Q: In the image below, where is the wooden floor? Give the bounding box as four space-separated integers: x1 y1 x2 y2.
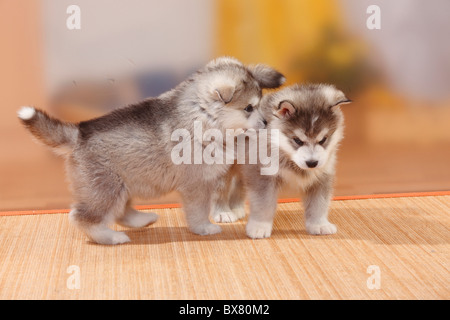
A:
1 195 448 300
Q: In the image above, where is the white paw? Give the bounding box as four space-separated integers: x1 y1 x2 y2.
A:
191 223 222 236
306 222 337 235
110 231 132 245
91 230 131 245
212 211 239 223
246 221 273 239
83 224 131 245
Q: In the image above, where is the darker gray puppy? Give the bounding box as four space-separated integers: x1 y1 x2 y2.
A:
18 57 284 245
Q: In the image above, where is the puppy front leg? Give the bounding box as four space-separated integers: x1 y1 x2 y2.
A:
245 179 278 239
181 185 222 236
302 175 337 235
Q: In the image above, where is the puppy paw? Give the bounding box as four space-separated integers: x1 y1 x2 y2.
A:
141 212 159 226
246 221 273 239
306 222 337 235
90 230 131 245
118 210 159 228
212 211 239 223
110 231 132 245
191 223 222 236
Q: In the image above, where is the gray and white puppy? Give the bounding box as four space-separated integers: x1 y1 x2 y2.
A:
18 57 285 245
241 84 351 239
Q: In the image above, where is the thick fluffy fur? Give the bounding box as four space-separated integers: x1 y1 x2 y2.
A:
19 57 284 245
240 84 350 239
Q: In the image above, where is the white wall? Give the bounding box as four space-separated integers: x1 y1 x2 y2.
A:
42 0 215 93
340 0 450 101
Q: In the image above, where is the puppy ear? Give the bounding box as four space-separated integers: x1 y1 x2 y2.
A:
214 85 235 104
249 64 285 89
332 99 352 107
275 100 295 119
330 89 352 108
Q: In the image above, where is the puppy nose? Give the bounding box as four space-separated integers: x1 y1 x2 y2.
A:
263 119 268 126
306 160 318 168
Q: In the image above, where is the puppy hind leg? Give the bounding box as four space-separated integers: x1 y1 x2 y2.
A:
69 207 131 245
181 186 222 235
117 203 159 228
68 187 131 245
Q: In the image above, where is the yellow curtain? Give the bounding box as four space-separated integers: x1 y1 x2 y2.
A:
215 0 344 83
214 0 372 92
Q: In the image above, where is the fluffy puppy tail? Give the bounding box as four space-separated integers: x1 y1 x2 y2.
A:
18 106 78 155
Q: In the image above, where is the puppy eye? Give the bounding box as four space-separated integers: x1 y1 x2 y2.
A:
319 136 327 145
244 104 254 112
293 137 304 146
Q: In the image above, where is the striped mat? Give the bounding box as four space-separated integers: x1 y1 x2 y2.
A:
0 193 449 299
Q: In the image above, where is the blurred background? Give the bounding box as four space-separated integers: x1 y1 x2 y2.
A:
1 0 449 211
